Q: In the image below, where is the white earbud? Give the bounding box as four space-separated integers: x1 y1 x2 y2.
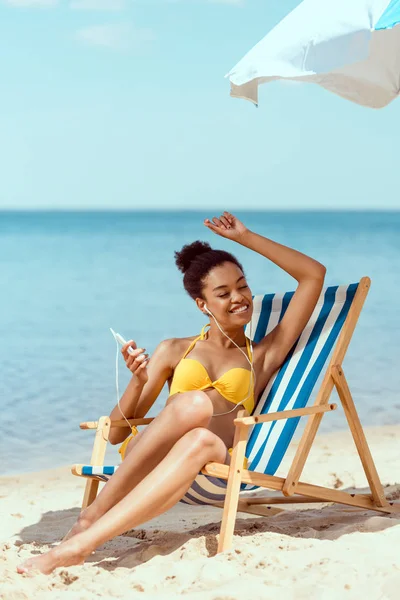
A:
204 304 212 315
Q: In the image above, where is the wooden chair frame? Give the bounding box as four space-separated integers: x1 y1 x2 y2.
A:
72 276 399 553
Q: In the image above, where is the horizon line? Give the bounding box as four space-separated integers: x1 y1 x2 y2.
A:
0 208 399 213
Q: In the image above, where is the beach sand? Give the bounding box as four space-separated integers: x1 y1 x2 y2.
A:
1 425 399 600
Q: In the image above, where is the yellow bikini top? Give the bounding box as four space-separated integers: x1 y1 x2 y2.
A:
169 323 255 414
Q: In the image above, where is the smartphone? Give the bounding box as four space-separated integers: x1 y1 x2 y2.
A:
110 328 136 356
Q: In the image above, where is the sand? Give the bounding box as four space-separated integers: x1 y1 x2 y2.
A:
1 425 399 600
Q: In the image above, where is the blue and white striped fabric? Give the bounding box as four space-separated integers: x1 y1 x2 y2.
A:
181 283 357 505
227 0 400 109
80 283 358 508
81 465 117 482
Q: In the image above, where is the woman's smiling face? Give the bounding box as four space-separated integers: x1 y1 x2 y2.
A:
198 261 253 325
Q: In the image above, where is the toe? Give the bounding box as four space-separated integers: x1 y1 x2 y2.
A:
16 561 36 574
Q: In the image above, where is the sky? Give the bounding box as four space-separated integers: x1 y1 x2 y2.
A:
0 0 399 211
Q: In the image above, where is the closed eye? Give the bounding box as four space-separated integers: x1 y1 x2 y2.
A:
219 284 248 298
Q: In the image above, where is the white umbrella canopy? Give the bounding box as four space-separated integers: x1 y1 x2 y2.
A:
227 0 400 109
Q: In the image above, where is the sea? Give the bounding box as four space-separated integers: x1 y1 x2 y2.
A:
1 210 399 476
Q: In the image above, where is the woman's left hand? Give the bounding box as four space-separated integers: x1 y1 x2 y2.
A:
204 211 248 241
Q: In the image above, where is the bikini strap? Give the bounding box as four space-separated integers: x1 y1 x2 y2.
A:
182 323 210 358
245 336 253 361
200 323 211 339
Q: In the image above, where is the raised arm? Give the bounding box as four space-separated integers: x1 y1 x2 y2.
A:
238 228 325 366
204 211 326 370
108 339 174 445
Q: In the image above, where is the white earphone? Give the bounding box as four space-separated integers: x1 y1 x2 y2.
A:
202 304 256 416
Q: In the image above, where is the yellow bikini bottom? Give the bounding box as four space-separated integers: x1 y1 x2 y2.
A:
118 426 139 461
118 428 248 469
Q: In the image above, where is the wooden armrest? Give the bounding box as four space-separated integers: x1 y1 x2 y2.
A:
234 404 337 427
79 417 155 430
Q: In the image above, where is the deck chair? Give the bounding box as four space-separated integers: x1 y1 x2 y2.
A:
71 277 399 553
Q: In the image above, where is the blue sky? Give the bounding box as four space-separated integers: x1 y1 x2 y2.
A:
0 0 399 211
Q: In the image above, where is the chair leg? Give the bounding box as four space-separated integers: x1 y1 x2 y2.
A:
81 416 111 510
82 479 100 510
217 412 248 553
331 366 388 507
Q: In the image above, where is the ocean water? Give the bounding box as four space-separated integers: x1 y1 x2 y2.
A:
1 210 399 476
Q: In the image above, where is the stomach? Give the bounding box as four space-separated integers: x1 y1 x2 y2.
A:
167 387 247 448
207 388 251 447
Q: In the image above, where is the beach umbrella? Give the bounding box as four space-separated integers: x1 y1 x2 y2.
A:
227 0 400 109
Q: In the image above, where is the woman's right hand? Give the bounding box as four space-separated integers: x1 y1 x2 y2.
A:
121 340 149 384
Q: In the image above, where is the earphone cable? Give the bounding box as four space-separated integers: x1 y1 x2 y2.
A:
114 340 134 430
205 308 256 417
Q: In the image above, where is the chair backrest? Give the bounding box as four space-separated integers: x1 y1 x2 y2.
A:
243 282 359 481
180 282 362 505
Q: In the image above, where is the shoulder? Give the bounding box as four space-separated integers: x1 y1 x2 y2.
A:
154 336 197 367
156 336 196 352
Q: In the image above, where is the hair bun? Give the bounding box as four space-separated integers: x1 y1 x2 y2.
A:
174 241 212 274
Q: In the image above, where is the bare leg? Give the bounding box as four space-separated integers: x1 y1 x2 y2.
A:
17 427 227 575
63 391 217 540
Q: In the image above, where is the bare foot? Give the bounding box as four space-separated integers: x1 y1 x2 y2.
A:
16 538 93 575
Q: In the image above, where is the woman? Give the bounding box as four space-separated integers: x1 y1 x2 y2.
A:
17 211 326 575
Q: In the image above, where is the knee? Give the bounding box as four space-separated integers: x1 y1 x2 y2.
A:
168 391 213 427
183 427 220 459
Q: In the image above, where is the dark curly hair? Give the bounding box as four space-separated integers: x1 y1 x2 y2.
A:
174 240 245 300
